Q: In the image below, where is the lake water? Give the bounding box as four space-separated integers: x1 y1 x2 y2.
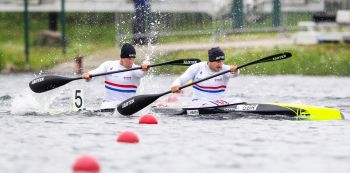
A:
1 73 350 173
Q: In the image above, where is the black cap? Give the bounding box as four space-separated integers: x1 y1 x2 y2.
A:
208 47 225 62
120 43 136 58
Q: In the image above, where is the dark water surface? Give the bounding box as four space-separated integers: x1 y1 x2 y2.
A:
1 74 349 173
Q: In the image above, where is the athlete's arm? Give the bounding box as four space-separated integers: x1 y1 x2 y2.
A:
171 63 200 93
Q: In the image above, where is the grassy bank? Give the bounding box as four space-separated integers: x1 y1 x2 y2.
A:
0 13 116 71
2 12 349 76
155 44 350 76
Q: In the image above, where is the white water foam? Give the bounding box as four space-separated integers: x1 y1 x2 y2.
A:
10 88 70 115
10 89 43 114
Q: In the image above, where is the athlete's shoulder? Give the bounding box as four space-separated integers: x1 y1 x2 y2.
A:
101 60 117 66
198 61 207 66
190 61 206 69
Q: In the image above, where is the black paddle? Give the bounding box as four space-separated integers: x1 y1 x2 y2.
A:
117 52 292 116
29 58 201 93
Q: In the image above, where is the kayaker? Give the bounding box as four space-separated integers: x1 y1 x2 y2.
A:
82 43 149 112
171 47 240 107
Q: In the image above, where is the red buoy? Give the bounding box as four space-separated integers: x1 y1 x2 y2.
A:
72 155 100 173
117 131 139 143
139 114 158 124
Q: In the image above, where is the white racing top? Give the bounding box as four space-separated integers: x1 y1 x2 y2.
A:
172 62 239 107
89 60 146 109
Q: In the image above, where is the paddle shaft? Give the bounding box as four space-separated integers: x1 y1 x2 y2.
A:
89 62 167 78
61 59 200 80
29 58 200 93
47 68 147 82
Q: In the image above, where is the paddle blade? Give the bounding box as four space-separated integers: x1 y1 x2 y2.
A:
29 75 74 93
259 52 292 63
168 58 201 66
237 52 292 69
117 94 162 116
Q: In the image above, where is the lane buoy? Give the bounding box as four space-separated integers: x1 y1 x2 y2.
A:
139 114 158 124
117 131 139 143
72 155 100 173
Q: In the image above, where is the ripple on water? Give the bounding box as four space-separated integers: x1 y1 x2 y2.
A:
1 74 350 173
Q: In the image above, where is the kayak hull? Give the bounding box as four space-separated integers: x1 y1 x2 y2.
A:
151 103 344 120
